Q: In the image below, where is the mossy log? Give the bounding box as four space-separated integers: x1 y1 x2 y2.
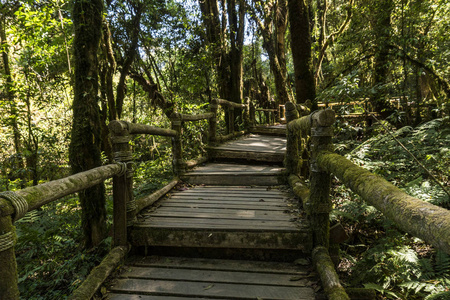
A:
215 98 247 109
318 152 450 255
4 164 121 218
288 174 310 213
313 246 350 300
136 179 179 212
287 109 335 136
109 120 177 137
180 112 215 122
68 246 128 300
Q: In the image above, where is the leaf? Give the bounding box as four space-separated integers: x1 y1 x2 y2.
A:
203 284 214 290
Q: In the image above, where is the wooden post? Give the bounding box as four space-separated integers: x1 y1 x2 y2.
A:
109 121 135 246
243 97 251 130
309 109 335 249
285 102 300 176
209 99 218 145
0 209 19 300
171 112 184 175
249 100 256 126
228 107 235 134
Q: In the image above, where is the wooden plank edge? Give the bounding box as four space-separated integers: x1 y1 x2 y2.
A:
68 246 128 300
136 178 179 212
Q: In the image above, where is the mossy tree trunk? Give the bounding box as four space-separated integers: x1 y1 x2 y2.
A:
70 0 107 249
287 0 317 109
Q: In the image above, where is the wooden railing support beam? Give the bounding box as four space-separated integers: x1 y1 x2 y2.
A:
309 109 335 249
170 112 184 175
109 121 135 246
209 99 218 145
0 212 19 300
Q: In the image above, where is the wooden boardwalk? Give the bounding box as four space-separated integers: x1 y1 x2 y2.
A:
106 133 316 299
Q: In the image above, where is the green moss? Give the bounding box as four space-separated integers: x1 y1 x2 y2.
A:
317 151 450 255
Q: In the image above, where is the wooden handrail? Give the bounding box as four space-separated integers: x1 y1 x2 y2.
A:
109 120 177 137
0 163 124 299
317 152 450 255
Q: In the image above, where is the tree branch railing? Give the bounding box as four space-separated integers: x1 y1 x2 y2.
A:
285 102 450 300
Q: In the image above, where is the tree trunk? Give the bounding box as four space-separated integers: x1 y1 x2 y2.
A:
70 0 107 249
288 0 316 108
0 15 25 185
369 0 394 116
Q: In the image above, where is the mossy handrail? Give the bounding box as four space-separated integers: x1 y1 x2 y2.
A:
0 164 125 299
0 97 278 299
285 103 450 300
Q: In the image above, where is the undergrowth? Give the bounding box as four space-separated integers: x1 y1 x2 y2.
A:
13 153 173 299
332 116 450 299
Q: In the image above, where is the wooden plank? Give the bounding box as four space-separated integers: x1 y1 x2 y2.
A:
170 191 287 198
130 227 311 249
169 194 288 200
130 256 309 275
181 174 282 186
159 199 286 206
160 202 287 210
152 207 289 215
108 295 217 300
184 163 284 173
208 149 285 162
120 266 310 287
136 217 298 230
144 209 290 220
110 278 314 299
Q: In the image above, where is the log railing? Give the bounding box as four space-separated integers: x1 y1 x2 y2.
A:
285 102 450 300
0 97 283 299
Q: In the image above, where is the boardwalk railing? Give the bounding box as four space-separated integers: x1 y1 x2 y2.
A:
285 101 450 300
0 97 282 299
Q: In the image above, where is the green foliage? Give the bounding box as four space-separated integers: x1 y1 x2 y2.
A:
15 197 111 299
335 117 450 299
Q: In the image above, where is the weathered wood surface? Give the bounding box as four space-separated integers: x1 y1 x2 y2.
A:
208 134 286 163
181 163 285 185
131 186 312 251
107 256 316 300
250 124 286 136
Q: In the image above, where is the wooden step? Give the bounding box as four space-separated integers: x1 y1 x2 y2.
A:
250 124 287 136
107 256 316 300
208 134 286 163
130 186 312 253
181 163 286 185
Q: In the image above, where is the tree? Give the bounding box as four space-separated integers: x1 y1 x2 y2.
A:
249 0 294 105
69 0 106 249
288 0 316 107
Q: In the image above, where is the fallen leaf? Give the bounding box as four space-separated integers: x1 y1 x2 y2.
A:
203 284 214 290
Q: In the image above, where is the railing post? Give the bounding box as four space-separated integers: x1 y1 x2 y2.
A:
170 112 184 175
309 109 335 249
249 100 256 126
228 106 235 134
285 102 300 176
109 121 135 247
243 97 251 130
0 202 19 299
209 99 218 145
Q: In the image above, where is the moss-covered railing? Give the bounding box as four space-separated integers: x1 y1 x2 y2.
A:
0 96 281 299
285 102 450 300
